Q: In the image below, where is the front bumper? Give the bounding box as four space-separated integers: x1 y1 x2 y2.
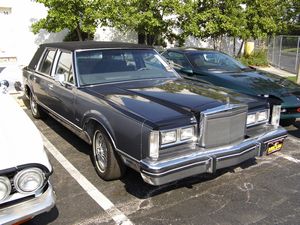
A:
140 125 287 186
0 183 55 225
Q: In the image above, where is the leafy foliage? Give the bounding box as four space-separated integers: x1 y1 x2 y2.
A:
32 0 299 44
32 0 107 41
106 0 182 45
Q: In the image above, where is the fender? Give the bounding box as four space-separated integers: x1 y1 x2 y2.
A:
81 109 117 148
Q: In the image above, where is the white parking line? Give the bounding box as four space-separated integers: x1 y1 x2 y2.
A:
276 152 300 164
41 134 133 225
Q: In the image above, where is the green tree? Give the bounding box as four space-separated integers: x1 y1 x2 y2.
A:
31 0 106 41
107 0 182 45
285 0 300 35
241 0 290 40
179 0 293 49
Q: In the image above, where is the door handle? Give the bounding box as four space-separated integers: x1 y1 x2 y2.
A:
48 84 54 89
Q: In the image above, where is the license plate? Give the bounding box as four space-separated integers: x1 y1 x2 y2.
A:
266 139 284 155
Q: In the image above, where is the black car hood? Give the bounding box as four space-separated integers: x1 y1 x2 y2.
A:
83 78 265 126
197 69 300 97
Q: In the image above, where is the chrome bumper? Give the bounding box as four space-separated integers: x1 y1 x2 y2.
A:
0 183 55 225
140 125 287 186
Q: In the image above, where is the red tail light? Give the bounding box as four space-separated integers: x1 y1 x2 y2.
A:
297 108 300 113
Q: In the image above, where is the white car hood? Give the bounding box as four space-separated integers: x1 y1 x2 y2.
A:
0 94 52 172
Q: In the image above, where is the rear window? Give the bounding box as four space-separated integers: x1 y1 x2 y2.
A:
38 50 56 75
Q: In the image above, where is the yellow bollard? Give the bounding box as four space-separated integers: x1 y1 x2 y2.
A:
244 41 255 56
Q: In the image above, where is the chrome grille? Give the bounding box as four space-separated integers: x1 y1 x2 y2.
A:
199 104 247 148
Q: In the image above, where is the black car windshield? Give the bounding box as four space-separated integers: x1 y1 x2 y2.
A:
187 52 249 73
75 49 178 85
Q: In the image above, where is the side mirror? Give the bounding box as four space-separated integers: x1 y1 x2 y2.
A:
54 73 65 85
180 67 194 76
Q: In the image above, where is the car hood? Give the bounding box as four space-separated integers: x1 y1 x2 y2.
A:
197 69 300 97
84 78 265 125
0 94 52 171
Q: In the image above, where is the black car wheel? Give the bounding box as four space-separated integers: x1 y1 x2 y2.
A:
280 118 296 127
30 93 45 119
92 126 125 180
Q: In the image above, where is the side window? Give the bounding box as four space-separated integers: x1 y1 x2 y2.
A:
166 52 190 68
38 50 56 75
55 52 74 84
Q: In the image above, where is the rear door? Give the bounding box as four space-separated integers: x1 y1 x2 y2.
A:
31 48 57 109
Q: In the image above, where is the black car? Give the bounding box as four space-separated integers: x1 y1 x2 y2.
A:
162 48 300 126
23 41 287 185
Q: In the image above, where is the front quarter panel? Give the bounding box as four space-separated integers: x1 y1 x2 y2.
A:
76 90 145 161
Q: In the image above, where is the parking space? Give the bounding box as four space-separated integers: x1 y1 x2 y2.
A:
15 96 300 225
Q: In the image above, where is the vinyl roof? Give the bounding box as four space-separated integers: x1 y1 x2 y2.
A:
40 41 153 51
166 47 216 52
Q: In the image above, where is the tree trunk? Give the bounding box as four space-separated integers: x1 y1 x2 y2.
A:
237 40 245 57
233 37 236 56
138 32 146 44
76 27 83 41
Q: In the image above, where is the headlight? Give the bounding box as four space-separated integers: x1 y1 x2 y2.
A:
0 176 11 202
161 130 177 145
14 168 45 194
180 127 194 140
257 110 269 122
247 109 269 126
247 114 256 125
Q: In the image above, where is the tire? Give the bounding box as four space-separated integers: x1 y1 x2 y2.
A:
92 126 126 180
280 118 296 127
30 93 45 119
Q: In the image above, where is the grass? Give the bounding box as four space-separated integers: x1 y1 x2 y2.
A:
237 50 269 67
287 76 297 83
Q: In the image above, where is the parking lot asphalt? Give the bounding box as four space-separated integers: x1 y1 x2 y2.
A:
15 96 300 225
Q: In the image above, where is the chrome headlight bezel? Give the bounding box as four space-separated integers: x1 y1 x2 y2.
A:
247 109 270 127
161 130 177 145
13 168 45 194
0 176 11 202
149 125 197 160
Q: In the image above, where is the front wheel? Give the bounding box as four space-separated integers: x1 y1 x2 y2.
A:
30 93 45 119
92 126 126 180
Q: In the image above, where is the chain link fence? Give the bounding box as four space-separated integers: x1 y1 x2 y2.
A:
268 35 300 74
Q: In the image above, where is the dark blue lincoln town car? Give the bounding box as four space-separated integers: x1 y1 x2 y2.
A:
23 42 287 185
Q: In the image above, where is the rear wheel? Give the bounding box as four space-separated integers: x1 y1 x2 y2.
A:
280 118 296 127
92 126 126 180
30 93 45 119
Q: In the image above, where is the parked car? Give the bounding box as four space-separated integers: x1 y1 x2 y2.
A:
161 48 300 126
23 41 287 186
0 80 55 224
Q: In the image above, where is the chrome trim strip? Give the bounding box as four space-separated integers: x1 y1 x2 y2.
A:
142 159 210 176
217 146 258 160
37 101 83 132
263 135 287 144
38 100 140 163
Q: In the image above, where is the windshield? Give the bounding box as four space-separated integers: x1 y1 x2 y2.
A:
187 52 249 73
75 49 178 85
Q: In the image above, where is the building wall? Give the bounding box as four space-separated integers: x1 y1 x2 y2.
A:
0 0 67 65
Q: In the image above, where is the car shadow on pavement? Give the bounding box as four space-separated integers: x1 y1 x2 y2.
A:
22 206 59 225
120 158 257 200
283 120 300 138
